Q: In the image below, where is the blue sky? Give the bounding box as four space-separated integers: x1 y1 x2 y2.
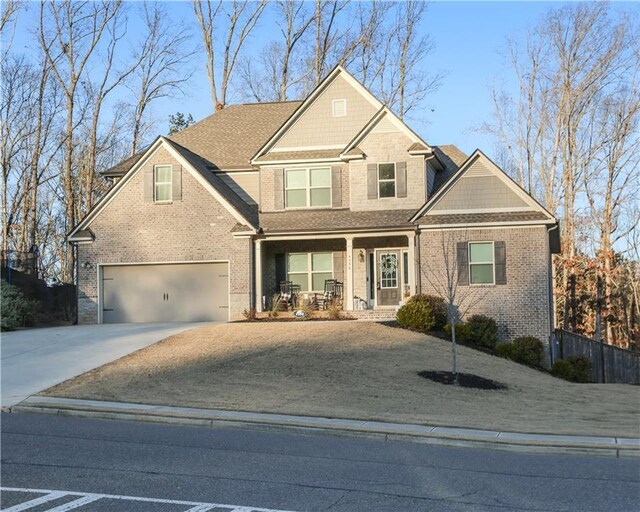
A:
7 1 606 156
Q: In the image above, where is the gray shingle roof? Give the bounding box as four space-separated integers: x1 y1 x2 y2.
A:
103 101 302 176
164 138 259 228
432 145 468 193
259 209 417 233
419 211 550 225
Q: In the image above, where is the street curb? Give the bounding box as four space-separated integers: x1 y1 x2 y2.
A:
10 396 640 458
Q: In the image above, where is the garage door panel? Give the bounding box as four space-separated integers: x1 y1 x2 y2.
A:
102 263 229 323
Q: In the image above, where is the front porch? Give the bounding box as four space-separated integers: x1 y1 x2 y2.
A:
254 231 418 313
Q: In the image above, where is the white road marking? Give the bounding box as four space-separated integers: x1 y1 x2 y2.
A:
43 496 101 511
0 487 297 512
2 491 67 512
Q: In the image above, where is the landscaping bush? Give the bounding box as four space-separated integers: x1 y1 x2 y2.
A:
495 342 516 360
496 336 544 367
396 300 436 332
443 321 471 341
407 294 447 329
1 280 39 331
467 314 498 350
551 355 592 383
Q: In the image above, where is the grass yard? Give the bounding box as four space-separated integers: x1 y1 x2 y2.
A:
43 322 640 437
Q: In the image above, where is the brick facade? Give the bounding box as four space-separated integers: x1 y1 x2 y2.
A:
419 226 552 351
77 146 251 323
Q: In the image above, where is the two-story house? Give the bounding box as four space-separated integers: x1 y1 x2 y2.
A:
68 66 559 352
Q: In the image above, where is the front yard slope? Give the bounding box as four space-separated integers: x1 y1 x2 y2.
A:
43 322 640 437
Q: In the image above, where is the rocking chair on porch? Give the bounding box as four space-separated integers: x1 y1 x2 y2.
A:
279 281 300 311
316 279 343 310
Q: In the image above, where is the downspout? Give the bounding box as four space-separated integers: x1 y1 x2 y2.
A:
547 224 559 365
249 236 255 311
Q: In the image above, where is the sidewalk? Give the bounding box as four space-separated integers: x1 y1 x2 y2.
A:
11 395 640 458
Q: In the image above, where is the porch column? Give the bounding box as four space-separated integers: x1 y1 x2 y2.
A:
345 236 354 310
408 233 417 297
255 239 263 312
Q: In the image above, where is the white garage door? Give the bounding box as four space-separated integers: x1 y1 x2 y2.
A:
101 262 229 323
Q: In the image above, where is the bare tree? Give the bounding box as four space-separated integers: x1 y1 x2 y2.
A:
129 2 195 155
192 0 266 109
38 0 121 282
422 231 486 383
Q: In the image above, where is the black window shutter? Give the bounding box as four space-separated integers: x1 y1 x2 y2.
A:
457 242 469 286
274 168 284 210
367 163 377 199
331 165 342 207
396 161 407 198
275 253 286 285
494 241 507 285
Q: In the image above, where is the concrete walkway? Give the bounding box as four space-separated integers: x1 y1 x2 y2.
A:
1 323 206 407
12 395 640 458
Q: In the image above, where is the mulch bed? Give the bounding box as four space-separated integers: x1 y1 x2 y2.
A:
418 370 507 390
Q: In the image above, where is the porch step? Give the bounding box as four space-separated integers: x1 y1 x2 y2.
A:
351 309 398 321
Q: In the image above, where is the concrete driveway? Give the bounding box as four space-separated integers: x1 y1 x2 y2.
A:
1 323 205 408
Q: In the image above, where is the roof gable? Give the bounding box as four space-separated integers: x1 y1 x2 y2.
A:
411 149 556 224
252 66 383 162
68 137 257 241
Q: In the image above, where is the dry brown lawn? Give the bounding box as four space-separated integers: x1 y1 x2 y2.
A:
43 321 640 437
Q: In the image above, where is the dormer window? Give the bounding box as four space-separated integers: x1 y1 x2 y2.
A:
332 99 347 117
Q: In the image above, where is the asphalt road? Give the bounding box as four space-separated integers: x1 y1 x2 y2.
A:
1 413 639 512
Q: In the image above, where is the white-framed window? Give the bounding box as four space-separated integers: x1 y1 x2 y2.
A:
468 241 495 285
332 98 347 117
154 165 172 202
285 167 331 208
287 252 333 292
378 162 396 198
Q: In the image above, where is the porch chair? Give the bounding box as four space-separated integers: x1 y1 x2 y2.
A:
279 281 300 311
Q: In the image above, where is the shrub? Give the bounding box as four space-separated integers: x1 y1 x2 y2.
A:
467 314 498 350
443 321 471 341
407 294 447 329
397 300 436 332
511 336 545 367
242 308 257 321
327 304 343 320
551 355 592 383
1 281 39 331
495 342 516 360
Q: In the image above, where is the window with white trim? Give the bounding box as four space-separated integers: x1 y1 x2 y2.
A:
285 167 331 208
287 252 333 292
469 241 494 284
332 98 347 117
378 163 396 198
154 165 172 202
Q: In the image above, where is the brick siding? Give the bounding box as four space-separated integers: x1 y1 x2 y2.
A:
77 146 251 323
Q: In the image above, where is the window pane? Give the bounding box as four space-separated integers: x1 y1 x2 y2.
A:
286 189 307 207
312 272 333 291
155 166 171 183
469 242 493 263
286 169 306 188
156 183 171 201
312 252 332 271
471 264 494 284
310 168 330 187
379 163 395 180
310 188 331 206
379 181 395 198
380 253 398 288
288 253 308 272
289 273 308 292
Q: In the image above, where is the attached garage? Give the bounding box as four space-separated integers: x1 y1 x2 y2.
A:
100 262 229 323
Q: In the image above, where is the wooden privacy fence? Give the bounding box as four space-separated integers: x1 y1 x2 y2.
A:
556 329 640 384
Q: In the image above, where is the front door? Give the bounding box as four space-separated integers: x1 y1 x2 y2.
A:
376 250 401 306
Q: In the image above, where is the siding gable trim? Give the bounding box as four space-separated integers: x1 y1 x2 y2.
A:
410 149 557 223
68 137 253 241
251 65 383 163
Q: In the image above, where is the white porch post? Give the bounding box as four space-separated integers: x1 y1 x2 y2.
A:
345 237 354 310
408 233 417 297
255 239 263 312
